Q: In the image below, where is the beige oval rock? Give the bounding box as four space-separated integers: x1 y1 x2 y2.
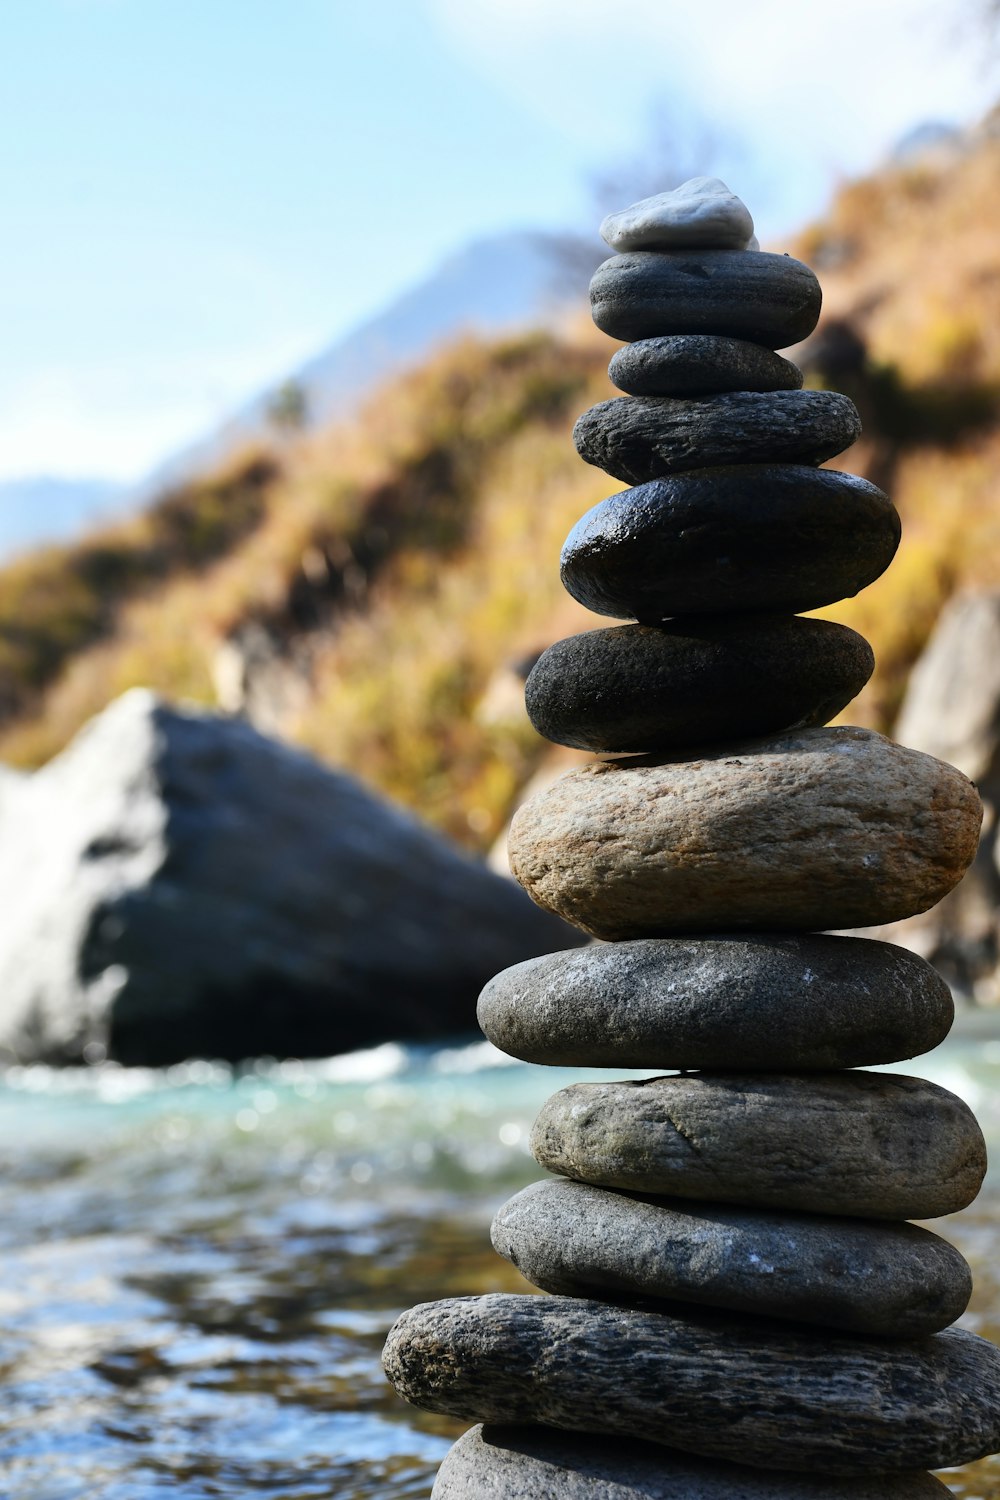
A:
508 727 982 938
529 1072 987 1220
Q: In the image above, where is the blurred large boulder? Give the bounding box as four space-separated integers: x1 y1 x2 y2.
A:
882 592 1000 1003
0 690 583 1066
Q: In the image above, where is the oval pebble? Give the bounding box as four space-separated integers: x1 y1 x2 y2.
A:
530 1072 986 1220
433 1425 952 1498
609 334 803 397
590 250 821 348
383 1294 1000 1474
559 465 900 621
492 1179 972 1338
507 727 982 937
523 617 873 753
477 933 954 1071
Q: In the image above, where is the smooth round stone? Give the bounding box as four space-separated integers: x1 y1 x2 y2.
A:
559 465 900 621
523 617 873 753
609 335 803 397
383 1294 1000 1474
600 178 755 253
530 1072 986 1219
492 1180 972 1337
477 934 954 1071
433 1425 952 1498
507 727 982 938
590 251 821 348
573 392 860 485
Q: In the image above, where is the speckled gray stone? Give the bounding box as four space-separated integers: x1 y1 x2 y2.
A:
477 934 954 1071
559 465 899 622
523 617 873 753
573 392 860 485
507 728 982 938
530 1072 986 1220
432 1425 952 1498
590 251 821 348
491 1180 972 1338
383 1294 1000 1474
609 335 803 397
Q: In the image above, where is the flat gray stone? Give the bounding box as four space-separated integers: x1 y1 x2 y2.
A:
383 1294 1000 1474
507 727 983 937
530 1072 986 1219
600 179 755 253
609 335 803 397
491 1179 972 1338
433 1424 953 1497
590 251 821 348
477 934 955 1071
559 465 899 622
523 617 873 753
573 392 860 485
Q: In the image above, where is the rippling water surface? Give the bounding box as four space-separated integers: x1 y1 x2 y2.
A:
2 1031 1000 1498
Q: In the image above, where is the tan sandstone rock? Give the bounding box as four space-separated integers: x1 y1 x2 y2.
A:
507 726 982 938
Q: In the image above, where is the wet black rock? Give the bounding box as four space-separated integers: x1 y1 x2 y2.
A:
573 392 860 484
523 616 873 753
560 465 899 621
590 250 822 348
492 1179 972 1338
609 334 803 397
477 933 954 1071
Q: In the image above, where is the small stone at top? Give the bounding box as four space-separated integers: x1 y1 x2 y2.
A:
600 177 755 253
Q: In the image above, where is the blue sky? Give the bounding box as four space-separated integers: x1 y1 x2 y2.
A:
1 0 998 483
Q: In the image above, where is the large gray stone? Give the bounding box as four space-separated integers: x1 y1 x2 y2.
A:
559 466 899 623
530 1072 986 1219
0 690 582 1066
507 727 982 938
590 251 821 348
523 617 873 754
573 392 860 485
491 1179 972 1337
433 1424 952 1497
477 934 954 1071
383 1294 1000 1474
609 335 803 397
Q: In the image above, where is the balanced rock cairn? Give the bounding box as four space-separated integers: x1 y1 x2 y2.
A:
384 177 1000 1496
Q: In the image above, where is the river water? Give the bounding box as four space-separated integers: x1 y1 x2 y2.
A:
2 1031 1000 1499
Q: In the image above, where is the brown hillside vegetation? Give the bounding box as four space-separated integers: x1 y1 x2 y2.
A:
2 114 1000 850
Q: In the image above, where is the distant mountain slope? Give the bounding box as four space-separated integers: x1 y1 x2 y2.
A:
0 476 124 560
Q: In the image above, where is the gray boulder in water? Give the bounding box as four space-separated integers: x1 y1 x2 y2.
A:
0 689 582 1066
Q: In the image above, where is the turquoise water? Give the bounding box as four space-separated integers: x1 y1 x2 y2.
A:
2 1033 1000 1498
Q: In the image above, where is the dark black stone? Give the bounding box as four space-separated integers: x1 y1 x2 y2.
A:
609 334 803 397
590 250 821 348
524 616 873 753
477 933 954 1071
573 392 860 485
560 465 899 620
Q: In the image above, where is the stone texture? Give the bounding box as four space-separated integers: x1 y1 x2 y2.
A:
383 1294 1000 1474
609 335 803 398
477 933 954 1071
590 251 822 348
600 178 755 253
559 465 899 622
573 392 860 485
530 1072 986 1219
507 727 982 938
523 617 873 753
0 690 582 1067
432 1425 951 1498
491 1179 972 1337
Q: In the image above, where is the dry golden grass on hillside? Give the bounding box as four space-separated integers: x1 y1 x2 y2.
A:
2 120 1000 849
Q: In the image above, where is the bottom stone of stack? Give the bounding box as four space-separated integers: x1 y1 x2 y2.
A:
382 1294 1000 1474
432 1424 953 1498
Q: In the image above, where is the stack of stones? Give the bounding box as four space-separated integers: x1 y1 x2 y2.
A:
383 178 1000 1497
